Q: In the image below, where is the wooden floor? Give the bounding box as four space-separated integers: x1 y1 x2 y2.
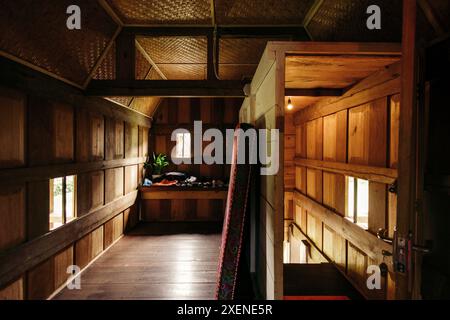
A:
54 223 222 300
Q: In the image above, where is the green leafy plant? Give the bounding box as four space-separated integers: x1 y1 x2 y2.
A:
145 153 169 175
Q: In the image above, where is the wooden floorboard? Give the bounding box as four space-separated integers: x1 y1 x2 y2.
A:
54 223 222 300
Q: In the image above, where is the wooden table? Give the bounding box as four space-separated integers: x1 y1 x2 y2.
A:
139 186 229 222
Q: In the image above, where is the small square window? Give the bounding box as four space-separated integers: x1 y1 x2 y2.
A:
50 175 77 231
175 132 191 159
346 177 369 230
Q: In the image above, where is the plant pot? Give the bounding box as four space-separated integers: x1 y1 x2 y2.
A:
152 174 162 180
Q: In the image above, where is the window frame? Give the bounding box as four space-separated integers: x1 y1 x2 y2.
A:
174 132 192 160
49 175 77 231
345 176 369 230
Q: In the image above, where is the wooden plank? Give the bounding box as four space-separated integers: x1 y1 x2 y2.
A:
54 246 74 289
306 168 323 202
389 94 400 168
27 181 50 240
368 182 387 235
0 87 26 168
125 123 139 158
104 213 124 248
0 191 138 289
348 104 370 165
124 165 138 195
368 98 388 167
75 226 104 270
0 185 26 252
271 42 402 56
105 167 124 204
396 0 417 299
116 32 136 81
90 114 105 161
27 258 55 300
323 110 347 162
295 158 397 184
347 242 368 290
0 277 23 300
294 62 401 125
0 157 145 185
123 205 139 232
286 55 400 89
106 118 125 160
294 191 392 266
306 118 323 160
53 102 74 162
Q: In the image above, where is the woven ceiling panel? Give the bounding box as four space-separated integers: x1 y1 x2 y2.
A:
136 48 152 80
108 97 134 107
146 68 164 80
0 0 117 86
219 65 258 80
129 96 161 116
308 0 402 42
219 38 270 64
137 37 207 64
157 64 207 80
93 44 115 80
215 0 314 25
106 0 211 25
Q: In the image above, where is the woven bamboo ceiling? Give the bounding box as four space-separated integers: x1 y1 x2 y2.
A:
0 0 447 117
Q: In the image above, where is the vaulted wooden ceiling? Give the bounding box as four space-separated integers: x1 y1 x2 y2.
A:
0 0 447 117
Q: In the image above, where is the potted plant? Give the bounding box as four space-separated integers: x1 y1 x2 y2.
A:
145 152 169 180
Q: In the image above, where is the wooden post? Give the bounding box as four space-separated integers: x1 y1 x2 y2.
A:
396 0 417 300
116 32 136 81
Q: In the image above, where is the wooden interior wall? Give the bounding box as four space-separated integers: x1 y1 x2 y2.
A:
142 98 241 222
0 60 149 299
289 61 401 299
239 47 285 300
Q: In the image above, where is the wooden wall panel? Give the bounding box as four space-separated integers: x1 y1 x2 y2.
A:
105 118 124 160
139 127 149 158
295 124 307 158
306 169 322 202
27 258 55 300
54 246 73 289
295 166 306 193
53 102 74 162
125 123 139 158
0 186 26 252
348 104 370 165
292 63 400 299
29 98 74 165
323 172 345 215
75 226 104 269
323 110 347 162
104 213 124 248
348 98 388 166
368 182 387 234
27 180 50 240
124 165 138 194
306 211 322 250
105 167 124 204
90 114 105 161
124 205 139 232
91 170 104 210
0 277 23 300
389 94 400 169
0 87 25 168
306 118 323 160
347 242 368 289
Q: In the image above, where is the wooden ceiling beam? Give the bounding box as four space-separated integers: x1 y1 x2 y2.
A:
124 25 309 39
86 80 247 97
285 88 344 97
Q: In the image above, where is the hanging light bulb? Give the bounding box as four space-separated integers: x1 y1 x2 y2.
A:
287 97 294 110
